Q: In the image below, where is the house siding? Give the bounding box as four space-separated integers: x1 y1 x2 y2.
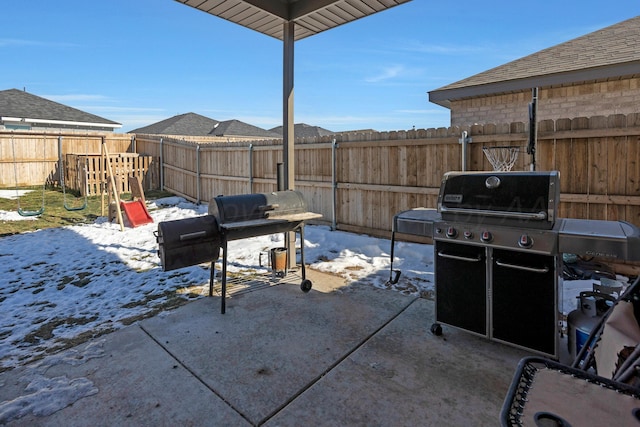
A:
450 77 640 126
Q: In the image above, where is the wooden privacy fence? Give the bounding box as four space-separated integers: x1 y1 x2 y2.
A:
136 113 640 239
2 116 640 243
0 132 158 196
135 132 460 234
0 133 58 188
0 132 132 187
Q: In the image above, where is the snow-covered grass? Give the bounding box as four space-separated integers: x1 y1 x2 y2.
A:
0 196 434 372
0 194 627 373
0 192 633 424
0 191 39 222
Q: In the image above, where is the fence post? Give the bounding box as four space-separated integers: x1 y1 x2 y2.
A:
331 138 338 231
528 87 538 171
249 143 254 193
459 131 472 171
277 162 284 191
58 136 63 186
159 137 164 191
196 144 201 204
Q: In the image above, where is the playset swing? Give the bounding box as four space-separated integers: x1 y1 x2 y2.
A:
9 134 151 229
11 135 46 217
59 136 88 211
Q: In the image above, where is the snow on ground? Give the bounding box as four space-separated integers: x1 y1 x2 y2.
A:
0 194 627 372
0 190 39 221
0 194 630 371
0 196 434 372
0 194 632 423
0 190 33 200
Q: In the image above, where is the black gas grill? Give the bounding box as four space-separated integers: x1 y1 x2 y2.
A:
157 190 322 313
390 171 640 358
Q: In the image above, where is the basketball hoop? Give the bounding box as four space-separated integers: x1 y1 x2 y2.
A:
482 146 520 171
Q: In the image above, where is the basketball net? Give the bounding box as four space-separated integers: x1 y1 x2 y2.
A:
482 146 519 171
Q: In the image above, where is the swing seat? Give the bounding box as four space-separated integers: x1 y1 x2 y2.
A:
62 153 88 212
18 207 44 217
64 199 88 211
12 134 47 217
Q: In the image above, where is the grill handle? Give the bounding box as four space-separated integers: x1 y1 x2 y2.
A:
437 251 482 263
180 231 208 241
440 207 547 221
259 204 279 211
495 259 549 274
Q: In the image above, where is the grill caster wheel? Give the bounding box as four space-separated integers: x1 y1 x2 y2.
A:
300 279 312 293
430 323 443 336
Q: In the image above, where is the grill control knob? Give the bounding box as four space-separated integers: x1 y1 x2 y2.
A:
519 234 533 248
446 227 458 238
463 230 474 239
480 231 493 243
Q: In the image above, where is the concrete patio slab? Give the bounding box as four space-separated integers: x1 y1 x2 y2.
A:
139 279 416 425
265 297 530 426
0 269 533 426
0 325 250 426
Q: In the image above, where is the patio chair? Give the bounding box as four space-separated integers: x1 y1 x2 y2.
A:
501 275 640 426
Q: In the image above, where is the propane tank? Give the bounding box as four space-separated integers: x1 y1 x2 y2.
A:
567 291 616 360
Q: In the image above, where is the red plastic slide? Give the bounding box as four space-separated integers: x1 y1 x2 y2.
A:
120 200 153 227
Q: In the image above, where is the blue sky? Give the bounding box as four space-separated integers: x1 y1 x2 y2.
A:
1 1 637 133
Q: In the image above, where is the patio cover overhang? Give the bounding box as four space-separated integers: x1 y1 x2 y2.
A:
174 0 411 266
175 0 411 185
175 0 411 41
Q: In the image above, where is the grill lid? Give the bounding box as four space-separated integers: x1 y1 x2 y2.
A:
437 171 560 228
209 190 308 224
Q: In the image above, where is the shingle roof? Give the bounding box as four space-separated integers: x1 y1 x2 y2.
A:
269 123 335 138
131 113 280 138
429 15 640 107
0 88 121 128
211 119 280 139
130 112 220 136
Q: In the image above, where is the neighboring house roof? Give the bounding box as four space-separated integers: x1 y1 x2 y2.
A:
0 88 121 130
130 112 220 136
429 15 640 108
131 113 280 138
270 123 335 138
211 119 281 138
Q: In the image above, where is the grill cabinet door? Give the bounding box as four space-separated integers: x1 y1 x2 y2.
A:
492 249 557 356
435 241 487 336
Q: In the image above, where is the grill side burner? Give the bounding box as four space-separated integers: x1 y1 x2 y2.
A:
157 190 322 314
389 170 640 358
392 208 440 237
559 218 640 260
